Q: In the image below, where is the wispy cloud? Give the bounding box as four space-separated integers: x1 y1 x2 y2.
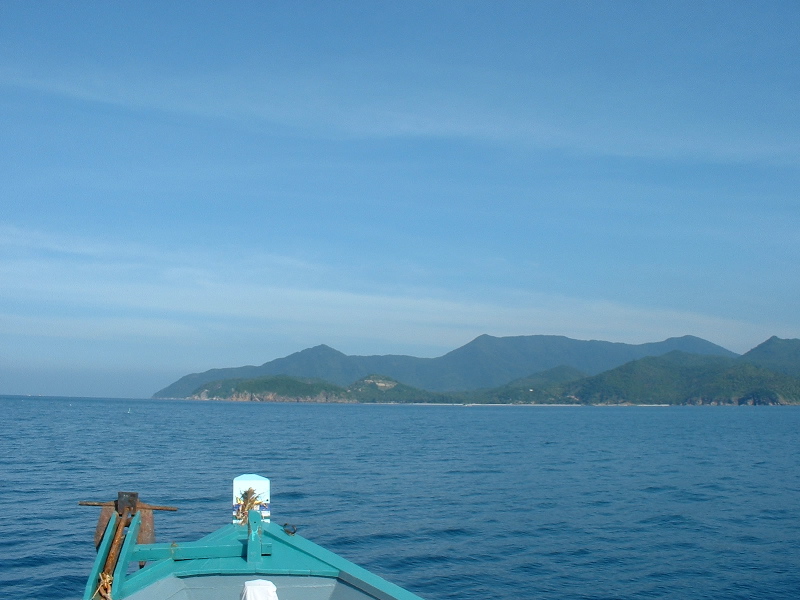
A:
2 62 796 166
0 224 784 362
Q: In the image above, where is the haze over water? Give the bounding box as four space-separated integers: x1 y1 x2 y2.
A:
2 396 799 600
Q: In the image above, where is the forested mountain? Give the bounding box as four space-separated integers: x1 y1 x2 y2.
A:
174 338 800 406
740 336 800 378
557 351 800 405
188 374 454 404
154 334 735 397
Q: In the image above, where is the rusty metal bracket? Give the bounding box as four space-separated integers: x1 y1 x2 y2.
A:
80 492 180 597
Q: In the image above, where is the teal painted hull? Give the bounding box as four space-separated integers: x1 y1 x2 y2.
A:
83 509 424 600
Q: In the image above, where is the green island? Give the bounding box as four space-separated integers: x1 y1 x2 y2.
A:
167 335 800 406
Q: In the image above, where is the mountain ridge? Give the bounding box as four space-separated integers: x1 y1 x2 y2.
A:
153 334 737 398
740 336 800 378
179 347 800 405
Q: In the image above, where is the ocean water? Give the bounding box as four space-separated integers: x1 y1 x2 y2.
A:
1 397 799 600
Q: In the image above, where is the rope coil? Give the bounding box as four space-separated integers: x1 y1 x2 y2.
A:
93 572 114 600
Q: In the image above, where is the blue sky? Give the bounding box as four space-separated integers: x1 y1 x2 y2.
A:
1 1 798 398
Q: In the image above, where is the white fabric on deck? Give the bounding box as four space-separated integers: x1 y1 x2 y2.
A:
240 579 279 600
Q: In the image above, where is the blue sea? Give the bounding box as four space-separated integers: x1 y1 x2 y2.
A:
1 396 799 600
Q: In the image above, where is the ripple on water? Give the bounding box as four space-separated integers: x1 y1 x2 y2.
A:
1 399 799 600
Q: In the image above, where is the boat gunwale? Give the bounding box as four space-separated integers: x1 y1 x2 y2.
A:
84 509 424 600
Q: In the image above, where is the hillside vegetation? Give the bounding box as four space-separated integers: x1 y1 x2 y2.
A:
159 335 800 405
191 375 346 402
559 352 800 405
741 336 800 378
190 374 455 404
182 343 800 405
155 334 735 398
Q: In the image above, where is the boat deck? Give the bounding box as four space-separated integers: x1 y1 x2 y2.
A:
82 482 423 600
124 574 387 600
